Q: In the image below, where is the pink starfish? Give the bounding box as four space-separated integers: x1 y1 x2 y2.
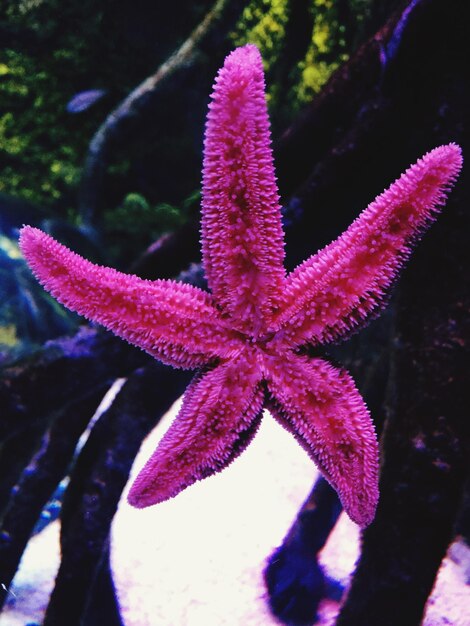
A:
19 45 462 527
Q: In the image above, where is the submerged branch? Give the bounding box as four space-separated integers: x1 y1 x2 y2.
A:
44 364 190 626
79 0 246 228
0 390 104 609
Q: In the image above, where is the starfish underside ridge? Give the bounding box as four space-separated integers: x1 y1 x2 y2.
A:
19 45 462 527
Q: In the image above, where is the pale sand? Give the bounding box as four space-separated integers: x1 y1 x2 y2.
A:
2 400 469 625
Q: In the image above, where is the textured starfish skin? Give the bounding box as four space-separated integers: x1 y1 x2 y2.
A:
19 45 462 527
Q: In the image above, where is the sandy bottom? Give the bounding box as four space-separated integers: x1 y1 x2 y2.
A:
2 400 469 626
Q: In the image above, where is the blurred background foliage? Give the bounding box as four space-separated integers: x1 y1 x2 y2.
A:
0 0 390 359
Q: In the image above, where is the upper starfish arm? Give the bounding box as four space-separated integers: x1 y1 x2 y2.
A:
19 226 244 369
127 351 264 507
276 144 463 347
201 45 286 332
265 353 379 527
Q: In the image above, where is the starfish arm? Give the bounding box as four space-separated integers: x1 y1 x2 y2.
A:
19 226 244 369
201 44 286 333
128 351 264 507
265 354 379 526
277 144 463 347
